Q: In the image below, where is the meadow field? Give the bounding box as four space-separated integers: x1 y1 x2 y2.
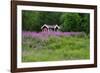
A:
22 11 90 62
22 31 90 62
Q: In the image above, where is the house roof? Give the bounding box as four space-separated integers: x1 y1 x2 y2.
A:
41 24 60 29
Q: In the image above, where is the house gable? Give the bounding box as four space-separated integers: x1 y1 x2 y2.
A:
41 24 60 32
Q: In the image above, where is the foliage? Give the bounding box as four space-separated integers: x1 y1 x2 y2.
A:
22 11 40 31
22 11 90 34
79 14 90 33
60 13 81 32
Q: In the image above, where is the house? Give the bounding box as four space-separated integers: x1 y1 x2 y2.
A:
41 24 60 32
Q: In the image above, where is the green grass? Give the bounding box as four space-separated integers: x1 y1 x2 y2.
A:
22 36 90 62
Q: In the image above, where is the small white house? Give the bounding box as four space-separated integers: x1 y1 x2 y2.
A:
41 24 60 32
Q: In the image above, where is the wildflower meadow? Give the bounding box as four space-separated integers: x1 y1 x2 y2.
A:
22 31 90 62
22 10 90 62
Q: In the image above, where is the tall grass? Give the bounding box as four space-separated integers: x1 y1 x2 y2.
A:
22 34 90 62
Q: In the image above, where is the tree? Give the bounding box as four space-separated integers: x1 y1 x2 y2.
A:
39 12 61 25
22 10 90 34
22 11 40 31
60 13 81 32
79 13 90 33
22 11 62 31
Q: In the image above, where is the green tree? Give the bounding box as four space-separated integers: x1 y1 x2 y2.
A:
22 10 90 34
22 11 40 31
60 13 81 32
79 13 90 33
39 12 61 25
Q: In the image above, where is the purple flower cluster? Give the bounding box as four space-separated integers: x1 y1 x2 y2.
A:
22 31 85 39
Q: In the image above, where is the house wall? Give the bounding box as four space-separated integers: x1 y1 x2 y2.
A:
42 27 48 32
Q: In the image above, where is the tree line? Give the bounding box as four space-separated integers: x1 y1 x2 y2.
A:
22 10 90 34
